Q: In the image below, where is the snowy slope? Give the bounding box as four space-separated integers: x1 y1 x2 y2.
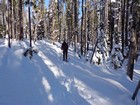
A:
0 39 139 105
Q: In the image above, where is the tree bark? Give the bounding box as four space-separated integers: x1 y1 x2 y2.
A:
19 0 23 40
80 0 84 55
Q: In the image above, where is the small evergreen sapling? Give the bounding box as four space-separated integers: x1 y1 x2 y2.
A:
23 47 38 59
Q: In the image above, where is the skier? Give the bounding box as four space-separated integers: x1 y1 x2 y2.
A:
61 40 68 62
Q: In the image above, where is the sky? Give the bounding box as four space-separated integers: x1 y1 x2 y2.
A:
45 0 50 9
44 0 117 8
0 38 140 105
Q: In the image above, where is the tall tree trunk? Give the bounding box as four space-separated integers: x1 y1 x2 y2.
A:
28 0 32 47
87 10 90 52
19 0 23 40
125 0 129 49
74 0 78 51
2 7 6 36
10 0 13 39
109 1 114 54
58 0 61 42
13 0 17 39
8 0 11 48
0 0 6 37
83 0 87 54
80 0 84 55
121 0 125 55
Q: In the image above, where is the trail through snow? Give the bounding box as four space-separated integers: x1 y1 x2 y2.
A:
0 39 139 105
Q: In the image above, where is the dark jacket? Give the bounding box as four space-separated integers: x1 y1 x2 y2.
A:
61 41 68 52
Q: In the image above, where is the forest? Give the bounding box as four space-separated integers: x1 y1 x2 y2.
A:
0 0 140 80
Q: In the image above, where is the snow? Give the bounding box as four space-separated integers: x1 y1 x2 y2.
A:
0 38 140 105
111 0 116 2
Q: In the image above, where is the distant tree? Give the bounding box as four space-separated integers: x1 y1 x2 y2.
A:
0 0 6 38
39 0 45 39
13 0 17 39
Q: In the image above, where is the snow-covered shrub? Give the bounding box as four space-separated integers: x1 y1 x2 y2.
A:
111 44 124 69
93 52 102 65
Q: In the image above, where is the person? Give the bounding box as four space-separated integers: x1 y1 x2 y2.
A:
61 40 68 62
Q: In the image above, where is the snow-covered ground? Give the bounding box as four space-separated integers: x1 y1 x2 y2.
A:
0 39 140 105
